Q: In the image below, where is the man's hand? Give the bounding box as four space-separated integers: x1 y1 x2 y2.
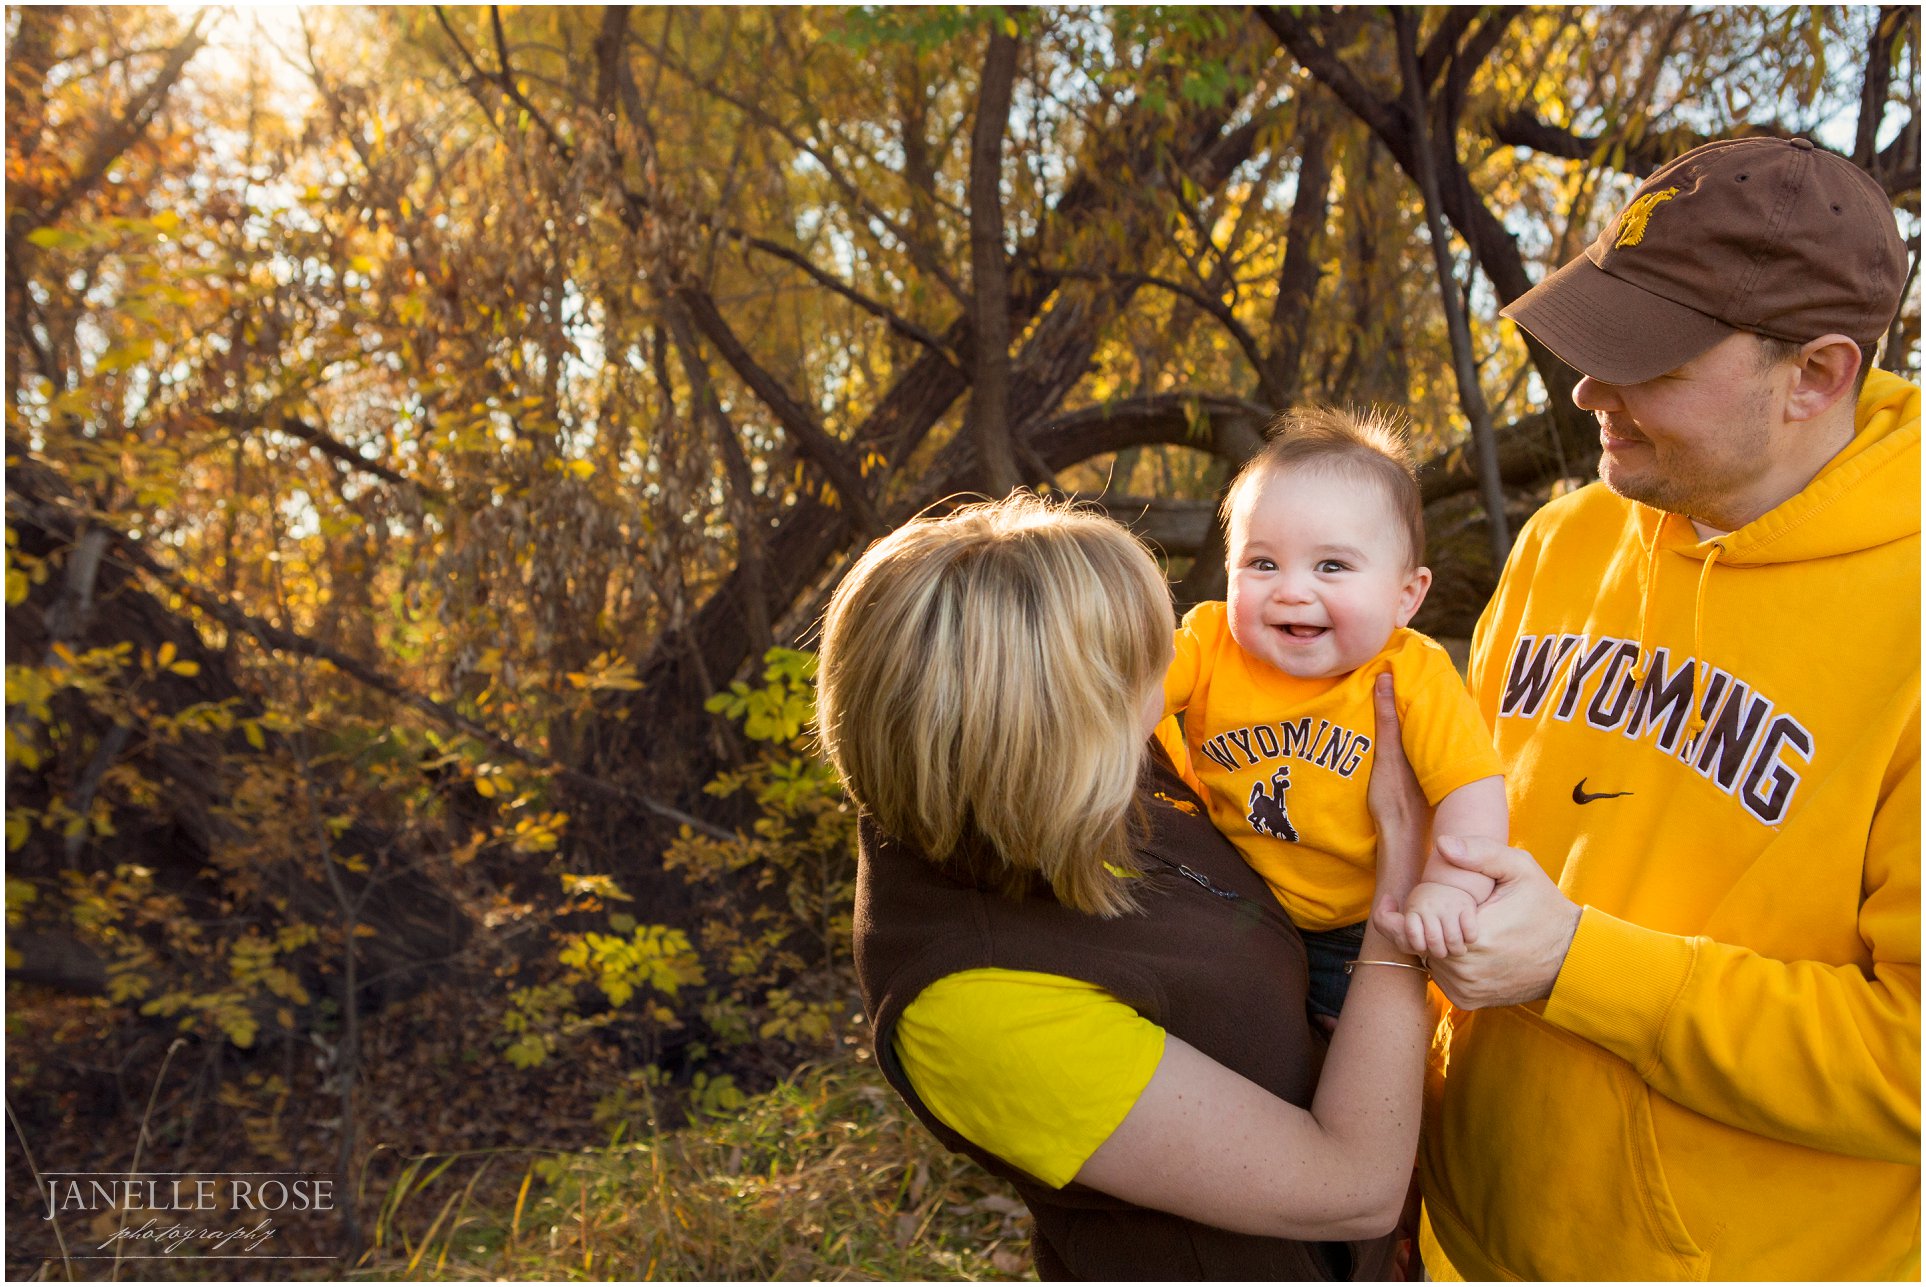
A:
1411 836 1583 1009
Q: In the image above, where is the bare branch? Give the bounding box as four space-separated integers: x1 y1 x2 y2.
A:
1260 3 1583 444
596 22 962 364
1485 110 1709 177
1458 8 1524 82
85 505 735 842
1026 392 1272 469
430 5 575 163
210 410 442 499
1257 8 1403 141
631 29 967 302
723 224 961 362
675 286 886 537
1416 9 1478 91
1054 268 1269 389
1026 392 1594 516
485 4 574 160
1074 495 1219 556
664 303 773 656
13 13 210 238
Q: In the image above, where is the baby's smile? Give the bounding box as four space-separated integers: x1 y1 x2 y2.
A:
1225 461 1431 680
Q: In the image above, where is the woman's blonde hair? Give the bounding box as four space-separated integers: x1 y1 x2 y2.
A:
816 493 1174 917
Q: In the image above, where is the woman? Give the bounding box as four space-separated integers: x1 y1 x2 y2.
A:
816 494 1432 1280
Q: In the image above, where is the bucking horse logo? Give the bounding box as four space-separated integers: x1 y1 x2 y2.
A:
1613 187 1679 248
1246 765 1299 843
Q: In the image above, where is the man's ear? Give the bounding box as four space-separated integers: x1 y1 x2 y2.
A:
1784 334 1862 422
1395 565 1433 628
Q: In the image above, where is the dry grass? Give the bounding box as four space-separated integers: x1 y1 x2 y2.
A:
348 1055 1035 1281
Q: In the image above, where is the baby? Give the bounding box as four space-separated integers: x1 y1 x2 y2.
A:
1163 406 1507 1020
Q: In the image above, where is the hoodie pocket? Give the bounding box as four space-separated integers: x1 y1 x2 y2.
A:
1422 1005 1710 1281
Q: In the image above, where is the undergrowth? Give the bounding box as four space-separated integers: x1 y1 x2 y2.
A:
349 1053 1035 1282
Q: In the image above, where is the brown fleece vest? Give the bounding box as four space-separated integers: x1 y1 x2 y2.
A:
853 748 1396 1281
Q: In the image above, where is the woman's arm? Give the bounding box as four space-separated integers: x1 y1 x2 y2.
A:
1074 675 1432 1239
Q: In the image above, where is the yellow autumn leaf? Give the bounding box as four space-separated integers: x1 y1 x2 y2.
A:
95 340 155 374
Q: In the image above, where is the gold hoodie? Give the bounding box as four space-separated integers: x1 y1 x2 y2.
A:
1421 372 1920 1280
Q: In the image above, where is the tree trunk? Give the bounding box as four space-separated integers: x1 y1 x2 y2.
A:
966 15 1024 495
1394 9 1510 565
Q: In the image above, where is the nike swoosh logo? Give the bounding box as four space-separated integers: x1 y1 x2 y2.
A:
1573 778 1634 804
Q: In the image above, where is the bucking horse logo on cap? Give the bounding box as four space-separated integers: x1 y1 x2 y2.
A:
1613 187 1679 248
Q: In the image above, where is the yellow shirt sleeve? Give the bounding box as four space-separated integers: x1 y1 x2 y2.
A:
1165 604 1210 715
1392 635 1505 805
891 968 1167 1188
1153 714 1207 799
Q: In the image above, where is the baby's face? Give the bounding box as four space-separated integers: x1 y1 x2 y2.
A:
1224 466 1430 680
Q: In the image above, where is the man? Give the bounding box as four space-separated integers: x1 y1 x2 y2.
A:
1407 136 1919 1279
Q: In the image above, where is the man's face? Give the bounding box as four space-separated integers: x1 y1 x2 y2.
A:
1576 332 1797 532
1224 465 1429 680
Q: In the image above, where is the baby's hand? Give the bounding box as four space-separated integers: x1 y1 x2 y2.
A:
1399 882 1480 960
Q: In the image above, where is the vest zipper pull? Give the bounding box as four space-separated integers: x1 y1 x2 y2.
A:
1178 864 1241 900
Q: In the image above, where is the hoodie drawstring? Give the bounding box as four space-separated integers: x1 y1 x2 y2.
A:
1682 543 1723 742
1629 532 1665 684
1630 520 1722 741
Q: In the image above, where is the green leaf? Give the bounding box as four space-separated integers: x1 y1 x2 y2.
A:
25 227 84 250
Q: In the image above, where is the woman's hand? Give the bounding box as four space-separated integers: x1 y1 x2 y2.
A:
1366 674 1428 920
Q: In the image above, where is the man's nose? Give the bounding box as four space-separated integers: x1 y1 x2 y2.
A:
1572 374 1624 412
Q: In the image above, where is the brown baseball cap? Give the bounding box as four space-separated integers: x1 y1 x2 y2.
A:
1501 136 1907 384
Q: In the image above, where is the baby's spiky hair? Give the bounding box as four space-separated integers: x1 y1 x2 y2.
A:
1219 406 1425 568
